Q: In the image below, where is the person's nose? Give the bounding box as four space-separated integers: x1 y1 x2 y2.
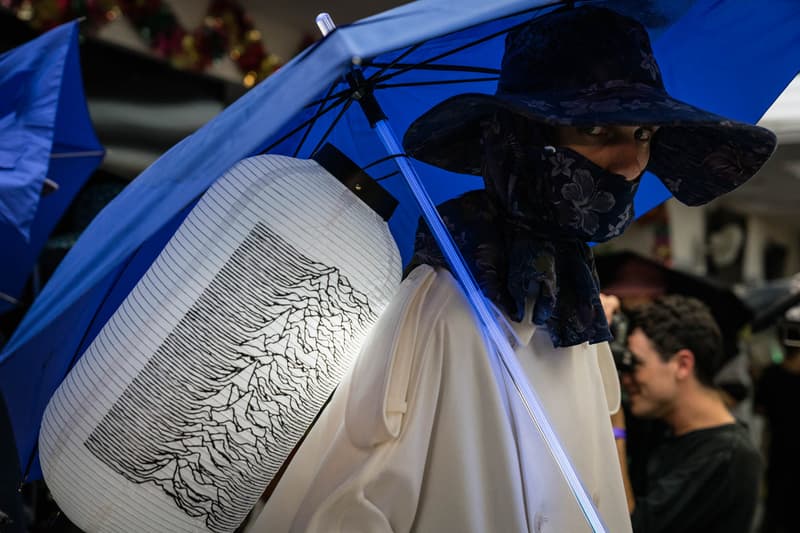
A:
608 136 650 181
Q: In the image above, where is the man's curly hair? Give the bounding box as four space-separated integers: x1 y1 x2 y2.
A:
628 295 723 387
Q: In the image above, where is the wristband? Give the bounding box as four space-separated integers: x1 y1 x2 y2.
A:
613 427 626 440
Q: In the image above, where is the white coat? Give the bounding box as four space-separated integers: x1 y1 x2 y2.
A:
247 265 631 532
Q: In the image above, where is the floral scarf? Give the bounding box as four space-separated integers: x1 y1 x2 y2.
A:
407 112 639 348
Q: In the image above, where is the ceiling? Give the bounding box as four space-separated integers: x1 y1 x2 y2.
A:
760 76 800 142
714 76 800 228
715 143 800 225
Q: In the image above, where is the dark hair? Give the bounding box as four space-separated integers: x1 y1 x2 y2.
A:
628 295 723 387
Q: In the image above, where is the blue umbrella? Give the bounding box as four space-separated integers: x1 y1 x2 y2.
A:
0 21 104 314
1 0 798 512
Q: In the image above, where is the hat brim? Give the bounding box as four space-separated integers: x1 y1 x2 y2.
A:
403 85 776 206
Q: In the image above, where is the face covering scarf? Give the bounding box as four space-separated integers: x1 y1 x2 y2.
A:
409 112 639 348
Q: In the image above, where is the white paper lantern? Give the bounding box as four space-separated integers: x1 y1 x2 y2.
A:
39 155 402 532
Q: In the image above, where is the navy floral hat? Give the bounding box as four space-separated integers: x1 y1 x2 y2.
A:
403 6 777 206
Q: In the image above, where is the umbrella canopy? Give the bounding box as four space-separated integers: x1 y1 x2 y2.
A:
2 0 799 480
0 21 104 314
595 250 754 361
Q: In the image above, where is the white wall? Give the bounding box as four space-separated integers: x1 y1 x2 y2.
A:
743 216 800 283
598 198 800 284
667 200 706 274
594 199 692 264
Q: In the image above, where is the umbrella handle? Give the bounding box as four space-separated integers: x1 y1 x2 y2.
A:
316 12 609 533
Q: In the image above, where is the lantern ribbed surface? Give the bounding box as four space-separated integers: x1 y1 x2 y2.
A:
40 155 401 533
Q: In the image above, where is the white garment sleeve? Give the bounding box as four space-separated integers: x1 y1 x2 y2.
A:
596 341 622 414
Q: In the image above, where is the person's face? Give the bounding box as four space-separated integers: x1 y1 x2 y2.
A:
622 327 678 419
555 125 659 181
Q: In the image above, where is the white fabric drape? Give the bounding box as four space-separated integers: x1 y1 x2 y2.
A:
248 265 631 533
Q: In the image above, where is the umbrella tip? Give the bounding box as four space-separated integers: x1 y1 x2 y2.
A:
316 13 336 37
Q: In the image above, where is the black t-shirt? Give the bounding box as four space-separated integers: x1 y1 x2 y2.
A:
630 423 761 533
755 364 800 480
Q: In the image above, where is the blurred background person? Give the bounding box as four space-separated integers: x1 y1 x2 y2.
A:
609 295 761 533
598 251 757 497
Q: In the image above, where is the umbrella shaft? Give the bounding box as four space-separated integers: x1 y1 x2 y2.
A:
318 13 606 530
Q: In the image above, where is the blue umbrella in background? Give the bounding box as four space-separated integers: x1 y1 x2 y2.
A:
1 0 798 508
0 20 104 314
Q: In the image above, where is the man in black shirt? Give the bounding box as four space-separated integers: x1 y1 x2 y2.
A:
610 295 761 533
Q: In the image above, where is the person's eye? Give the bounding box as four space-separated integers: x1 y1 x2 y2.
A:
634 127 655 142
624 350 643 368
578 126 608 137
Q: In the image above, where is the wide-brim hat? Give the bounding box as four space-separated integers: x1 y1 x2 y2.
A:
403 6 776 206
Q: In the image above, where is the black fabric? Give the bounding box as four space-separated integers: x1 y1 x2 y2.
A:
407 190 612 348
405 110 649 348
754 364 800 532
631 423 761 533
0 391 26 532
623 403 669 498
479 112 639 244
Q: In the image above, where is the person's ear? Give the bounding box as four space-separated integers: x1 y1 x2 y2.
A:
673 349 695 381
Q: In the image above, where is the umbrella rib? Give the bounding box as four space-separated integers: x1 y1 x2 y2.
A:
309 98 355 157
363 154 406 181
293 82 339 157
0 292 20 305
368 19 526 85
363 152 409 170
260 92 351 155
305 72 496 107
369 62 500 75
20 445 37 488
50 150 105 159
375 76 499 89
263 1 569 155
289 23 405 111
302 46 421 109
368 0 565 86
303 1 562 109
374 170 400 182
367 42 425 81
305 69 497 110
305 85 352 108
